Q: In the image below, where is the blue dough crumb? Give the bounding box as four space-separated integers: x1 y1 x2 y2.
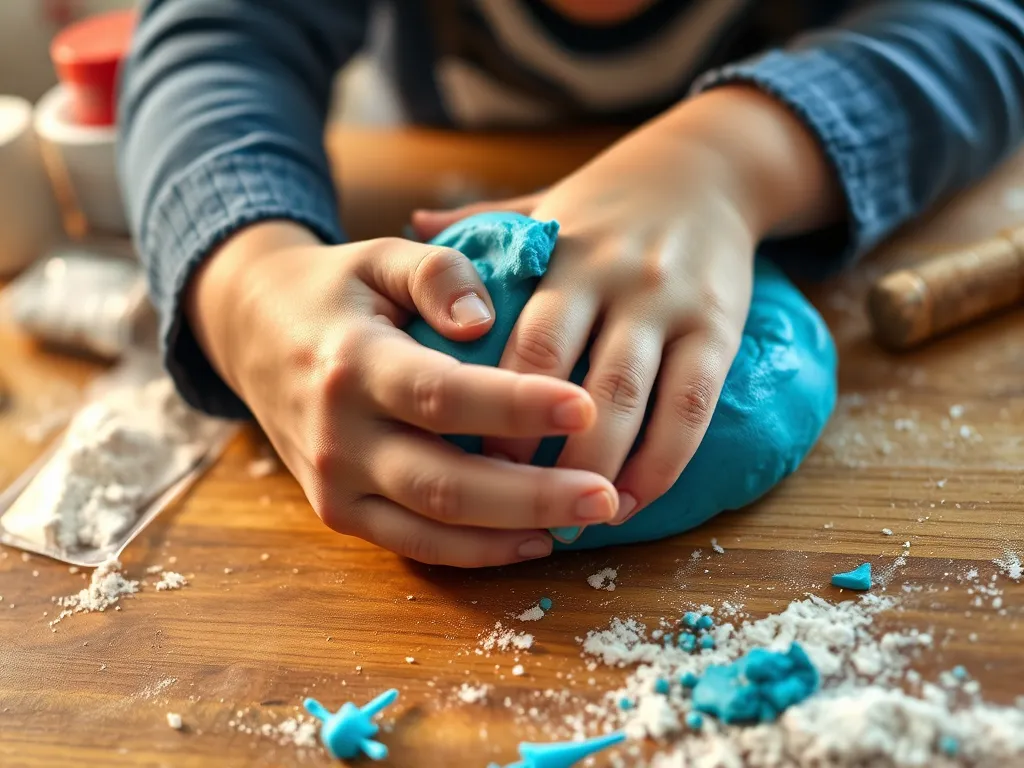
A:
951 665 968 680
663 633 675 646
939 735 960 756
697 615 715 631
539 597 553 612
654 678 671 695
618 697 634 711
680 633 698 653
500 730 627 768
692 643 819 724
683 612 701 629
303 688 398 760
680 672 700 689
831 562 873 591
685 711 704 730
700 635 716 651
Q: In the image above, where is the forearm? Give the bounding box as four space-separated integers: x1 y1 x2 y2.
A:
117 0 368 416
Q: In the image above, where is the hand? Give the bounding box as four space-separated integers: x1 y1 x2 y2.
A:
414 87 842 525
185 221 620 566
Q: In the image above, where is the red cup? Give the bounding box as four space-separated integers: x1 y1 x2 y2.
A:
50 9 137 127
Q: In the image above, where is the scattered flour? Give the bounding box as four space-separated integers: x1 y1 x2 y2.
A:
993 551 1022 582
50 556 138 625
478 622 534 654
456 683 492 704
154 571 187 591
166 712 183 730
236 712 319 749
517 605 546 622
711 538 726 555
588 568 618 591
0 378 219 555
512 664 525 677
246 456 279 479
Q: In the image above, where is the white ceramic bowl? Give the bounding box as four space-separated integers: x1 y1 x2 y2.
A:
33 84 128 236
0 95 62 275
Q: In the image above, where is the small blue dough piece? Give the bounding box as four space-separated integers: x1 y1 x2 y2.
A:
654 678 671 695
539 597 553 612
618 697 634 711
700 635 716 650
303 688 398 761
407 213 837 549
682 612 701 630
679 633 698 653
692 643 819 724
502 731 627 768
685 711 704 730
696 615 715 631
951 665 968 681
831 562 873 591
939 735 960 756
680 671 700 689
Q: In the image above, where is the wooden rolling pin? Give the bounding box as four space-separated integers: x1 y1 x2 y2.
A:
867 226 1024 350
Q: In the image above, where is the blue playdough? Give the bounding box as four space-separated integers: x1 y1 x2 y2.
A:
692 643 819 724
303 688 398 760
539 597 553 612
831 562 873 591
939 735 960 756
700 635 716 651
685 711 705 730
488 731 626 768
680 671 700 689
697 615 715 631
680 633 698 653
654 678 671 695
683 612 701 629
406 213 837 549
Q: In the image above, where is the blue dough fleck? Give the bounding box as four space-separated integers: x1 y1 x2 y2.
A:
692 643 819 724
618 697 634 711
680 671 700 689
696 615 715 631
654 678 671 695
407 213 837 549
951 665 968 681
685 711 704 730
831 562 873 591
700 635 716 651
539 597 553 612
490 731 626 768
939 735 960 756
680 633 698 653
683 612 701 629
303 688 398 760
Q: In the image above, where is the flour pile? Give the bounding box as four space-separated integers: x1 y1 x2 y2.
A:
572 594 1024 766
0 377 223 556
49 556 138 626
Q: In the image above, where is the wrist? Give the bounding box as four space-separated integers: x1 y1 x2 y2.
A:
649 86 844 239
185 220 322 394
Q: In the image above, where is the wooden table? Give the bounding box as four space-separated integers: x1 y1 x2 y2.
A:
1 128 1023 767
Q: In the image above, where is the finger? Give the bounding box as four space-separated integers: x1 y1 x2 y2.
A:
366 330 596 437
369 428 619 530
613 331 735 524
483 289 599 463
342 496 555 568
555 318 662 502
359 238 495 342
411 193 542 240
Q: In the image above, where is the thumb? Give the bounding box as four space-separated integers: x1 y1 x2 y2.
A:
363 239 495 342
411 193 542 241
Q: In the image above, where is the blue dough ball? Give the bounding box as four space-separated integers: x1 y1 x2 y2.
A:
405 213 837 550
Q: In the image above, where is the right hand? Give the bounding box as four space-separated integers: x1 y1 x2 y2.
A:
185 221 620 567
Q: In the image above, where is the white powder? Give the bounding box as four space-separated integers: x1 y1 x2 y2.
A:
588 568 618 591
50 556 138 625
512 664 525 677
243 714 319 749
994 551 1022 581
882 528 893 536
478 622 534 653
1 378 218 555
456 683 492 704
154 571 187 591
166 712 183 730
246 456 278 479
517 605 546 622
711 538 726 555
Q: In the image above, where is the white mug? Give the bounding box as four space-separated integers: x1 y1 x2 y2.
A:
0 96 62 276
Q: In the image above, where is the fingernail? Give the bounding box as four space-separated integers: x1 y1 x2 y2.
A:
612 493 637 524
574 490 616 522
551 397 589 430
517 538 552 560
550 526 583 544
451 293 491 327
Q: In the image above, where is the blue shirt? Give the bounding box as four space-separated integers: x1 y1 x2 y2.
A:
117 0 1024 419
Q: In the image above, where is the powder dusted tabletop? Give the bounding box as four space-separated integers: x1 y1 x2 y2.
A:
2 130 1024 767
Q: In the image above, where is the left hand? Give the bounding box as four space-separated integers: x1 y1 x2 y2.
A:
413 132 758 526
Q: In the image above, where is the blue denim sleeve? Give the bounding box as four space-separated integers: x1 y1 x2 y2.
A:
117 0 368 418
694 0 1024 278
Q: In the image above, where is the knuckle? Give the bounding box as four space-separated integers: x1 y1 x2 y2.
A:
511 322 565 373
396 529 443 565
414 246 465 286
412 472 463 523
320 328 365 398
638 255 673 293
590 363 647 414
410 368 453 426
670 374 717 431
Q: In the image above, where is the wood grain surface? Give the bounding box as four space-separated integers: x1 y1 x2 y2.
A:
1 129 1023 768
